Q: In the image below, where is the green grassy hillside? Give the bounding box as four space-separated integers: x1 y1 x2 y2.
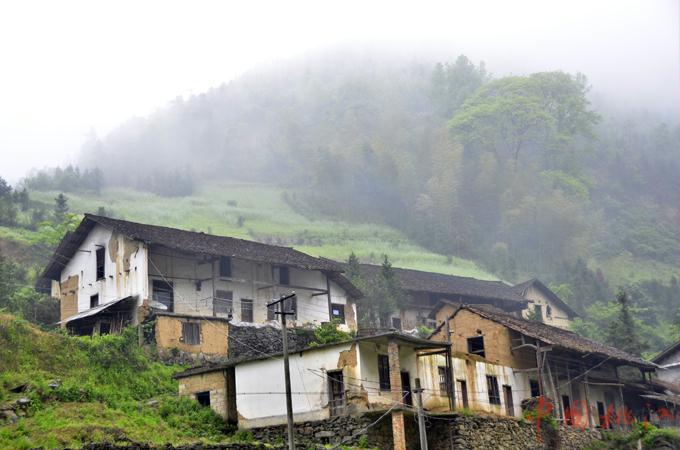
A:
27 182 497 280
0 314 233 449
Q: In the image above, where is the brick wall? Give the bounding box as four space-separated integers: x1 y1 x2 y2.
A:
177 370 227 419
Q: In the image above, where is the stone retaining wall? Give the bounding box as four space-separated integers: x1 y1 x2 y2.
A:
249 410 602 450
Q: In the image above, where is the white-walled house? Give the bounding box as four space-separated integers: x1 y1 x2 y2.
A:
514 278 579 329
174 331 449 431
40 214 361 350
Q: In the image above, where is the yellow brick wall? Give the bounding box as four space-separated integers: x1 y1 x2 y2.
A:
155 316 229 355
434 306 535 369
59 275 79 323
178 371 227 419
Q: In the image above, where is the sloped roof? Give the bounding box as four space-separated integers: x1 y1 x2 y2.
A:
437 304 654 369
349 263 526 305
174 330 449 379
514 278 579 318
652 341 679 364
41 214 345 280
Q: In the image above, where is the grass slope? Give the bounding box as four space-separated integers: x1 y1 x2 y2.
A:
0 314 230 449
28 182 497 280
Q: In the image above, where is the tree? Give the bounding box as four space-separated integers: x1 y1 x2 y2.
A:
606 290 647 356
54 193 69 222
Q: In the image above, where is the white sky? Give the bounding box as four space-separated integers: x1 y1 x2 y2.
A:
0 0 677 183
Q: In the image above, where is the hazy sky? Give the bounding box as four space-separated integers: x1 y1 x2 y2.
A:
0 0 677 183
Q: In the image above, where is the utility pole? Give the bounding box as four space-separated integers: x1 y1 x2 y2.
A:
267 292 297 450
414 378 428 450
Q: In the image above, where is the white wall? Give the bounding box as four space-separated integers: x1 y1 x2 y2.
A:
148 250 355 330
60 224 148 314
521 285 572 329
234 343 354 427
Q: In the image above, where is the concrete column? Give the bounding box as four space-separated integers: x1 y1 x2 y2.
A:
388 338 406 450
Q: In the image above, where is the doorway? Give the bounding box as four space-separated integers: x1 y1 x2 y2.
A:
327 370 345 416
401 371 412 406
503 385 514 416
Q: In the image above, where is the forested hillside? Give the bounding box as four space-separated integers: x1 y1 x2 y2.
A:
9 52 679 354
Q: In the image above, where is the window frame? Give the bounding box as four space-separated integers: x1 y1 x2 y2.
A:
391 317 402 330
195 391 210 407
152 279 174 312
181 322 201 345
378 354 391 391
437 366 450 393
219 256 232 278
273 265 290 285
331 303 345 324
467 336 485 358
95 247 105 280
214 290 233 315
240 298 254 322
90 294 99 309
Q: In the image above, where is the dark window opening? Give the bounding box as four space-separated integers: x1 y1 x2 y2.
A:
196 391 210 407
534 304 543 322
401 371 412 406
214 290 233 315
284 295 296 320
182 322 200 345
438 366 450 393
378 354 390 390
90 294 99 308
267 303 277 321
546 305 552 318
152 280 174 312
99 322 111 335
219 257 232 278
467 336 485 358
96 247 105 280
487 375 501 405
457 380 469 408
331 303 345 324
273 265 290 285
391 317 402 330
530 379 540 397
503 385 514 416
241 299 253 322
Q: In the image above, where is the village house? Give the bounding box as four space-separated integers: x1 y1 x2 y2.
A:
40 214 362 358
652 341 679 387
347 263 529 330
423 303 660 429
174 330 449 449
513 278 579 329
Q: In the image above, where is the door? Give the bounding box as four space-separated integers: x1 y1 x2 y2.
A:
457 380 469 409
401 371 412 406
503 385 514 416
597 401 606 428
327 371 345 416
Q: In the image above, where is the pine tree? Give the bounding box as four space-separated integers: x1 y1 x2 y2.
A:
606 290 646 356
54 193 69 222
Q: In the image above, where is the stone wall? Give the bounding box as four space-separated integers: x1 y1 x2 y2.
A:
249 410 602 450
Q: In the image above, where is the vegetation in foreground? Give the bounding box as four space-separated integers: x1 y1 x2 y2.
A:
0 314 232 449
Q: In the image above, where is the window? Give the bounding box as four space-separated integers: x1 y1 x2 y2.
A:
273 265 290 285
438 366 450 393
219 257 232 278
530 379 540 397
96 247 105 280
241 299 253 322
267 303 277 321
214 290 233 315
467 336 485 358
486 375 501 405
457 380 469 408
331 303 345 324
195 391 210 407
327 371 345 416
378 354 390 390
391 317 402 330
546 305 552 318
182 322 200 345
90 294 99 308
534 304 543 322
152 280 174 312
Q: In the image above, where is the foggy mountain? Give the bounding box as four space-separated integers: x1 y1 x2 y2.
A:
66 52 677 291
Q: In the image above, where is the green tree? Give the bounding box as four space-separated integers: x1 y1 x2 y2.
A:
606 290 647 356
54 193 69 222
